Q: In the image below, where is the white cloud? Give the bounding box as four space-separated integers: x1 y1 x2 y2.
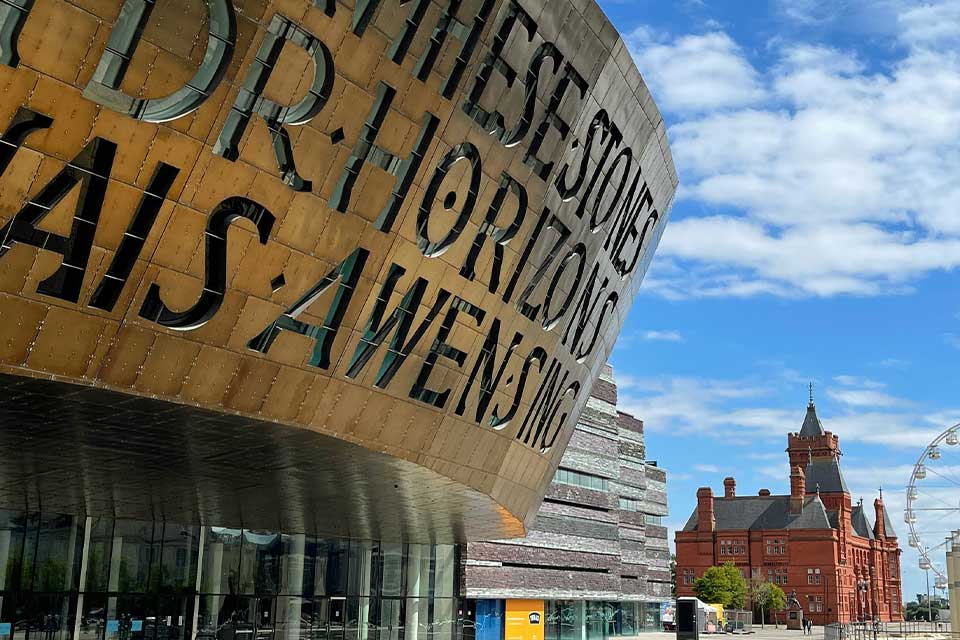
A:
878 358 910 368
824 412 944 447
629 1 960 298
619 373 955 448
643 330 684 342
899 1 960 45
833 375 885 389
629 30 767 113
776 0 847 25
748 452 785 461
828 388 906 408
944 333 960 350
693 464 720 473
617 376 784 442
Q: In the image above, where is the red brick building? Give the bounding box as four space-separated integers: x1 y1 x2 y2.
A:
675 395 903 624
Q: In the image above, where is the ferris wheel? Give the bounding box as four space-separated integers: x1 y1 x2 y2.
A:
905 422 960 589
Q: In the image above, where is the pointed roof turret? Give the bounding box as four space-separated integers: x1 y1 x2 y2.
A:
799 383 826 438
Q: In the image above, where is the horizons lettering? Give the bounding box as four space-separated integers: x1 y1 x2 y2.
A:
0 0 664 454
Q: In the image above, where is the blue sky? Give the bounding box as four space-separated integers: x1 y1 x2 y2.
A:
600 0 960 602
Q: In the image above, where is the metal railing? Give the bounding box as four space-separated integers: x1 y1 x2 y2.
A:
825 621 957 640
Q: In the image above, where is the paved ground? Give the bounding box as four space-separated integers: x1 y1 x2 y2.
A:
623 626 954 640
622 627 824 640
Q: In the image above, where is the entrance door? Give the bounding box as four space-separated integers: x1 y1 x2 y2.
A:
253 598 274 640
314 599 344 640
212 597 274 640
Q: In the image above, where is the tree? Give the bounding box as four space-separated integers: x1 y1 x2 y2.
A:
905 597 948 622
693 562 747 608
752 582 786 629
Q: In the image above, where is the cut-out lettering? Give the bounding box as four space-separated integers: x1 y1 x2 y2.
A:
83 0 236 122
247 247 368 369
0 138 116 303
213 14 335 192
140 197 275 330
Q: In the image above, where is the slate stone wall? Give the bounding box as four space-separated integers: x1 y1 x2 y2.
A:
465 364 671 601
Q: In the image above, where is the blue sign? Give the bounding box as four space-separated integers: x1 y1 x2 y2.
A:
107 620 119 633
0 623 11 636
132 621 143 632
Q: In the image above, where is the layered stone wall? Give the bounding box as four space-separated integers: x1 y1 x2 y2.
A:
465 364 671 601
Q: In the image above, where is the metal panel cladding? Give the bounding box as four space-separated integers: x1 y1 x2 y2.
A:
0 0 677 541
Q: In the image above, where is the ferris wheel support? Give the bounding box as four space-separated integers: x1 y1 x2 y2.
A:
948 535 959 631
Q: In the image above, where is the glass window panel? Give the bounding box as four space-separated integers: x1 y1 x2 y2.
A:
404 597 429 640
86 517 114 593
544 601 559 640
432 547 454 599
196 594 223 640
312 542 329 598
644 602 661 631
347 543 372 598
344 597 369 640
157 595 191 640
321 542 349 598
113 594 154 640
380 545 402 598
23 593 74 640
29 514 84 592
324 597 346 640
276 596 310 640
241 530 280 595
558 601 581 640
606 602 621 637
407 546 431 599
111 520 157 593
280 534 309 597
585 602 606 640
77 593 106 640
475 600 503 640
154 523 199 593
0 510 27 592
201 528 242 595
19 514 39 592
431 598 454 640
623 602 637 636
379 599 402 640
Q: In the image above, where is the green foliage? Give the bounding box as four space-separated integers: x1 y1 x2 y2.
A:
904 598 949 621
693 562 747 609
753 582 787 612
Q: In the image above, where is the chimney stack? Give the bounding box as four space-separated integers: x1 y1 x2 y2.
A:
724 477 736 498
874 497 886 538
790 466 806 514
697 487 715 532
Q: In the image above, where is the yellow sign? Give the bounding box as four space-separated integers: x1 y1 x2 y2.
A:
505 600 545 640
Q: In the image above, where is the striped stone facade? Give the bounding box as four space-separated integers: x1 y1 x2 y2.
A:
465 364 671 601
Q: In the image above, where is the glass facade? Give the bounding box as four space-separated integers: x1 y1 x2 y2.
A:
471 600 666 640
0 511 463 640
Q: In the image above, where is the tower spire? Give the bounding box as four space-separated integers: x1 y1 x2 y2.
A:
809 382 815 407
